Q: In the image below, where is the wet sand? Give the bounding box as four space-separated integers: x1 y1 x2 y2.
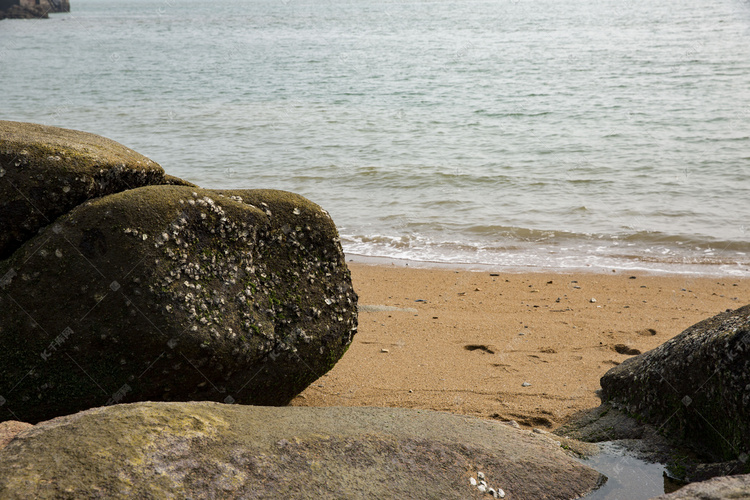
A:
291 261 749 429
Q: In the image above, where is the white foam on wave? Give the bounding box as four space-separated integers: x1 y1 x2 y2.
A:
341 233 750 277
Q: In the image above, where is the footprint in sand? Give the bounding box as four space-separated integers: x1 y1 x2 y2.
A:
612 344 641 355
464 344 495 354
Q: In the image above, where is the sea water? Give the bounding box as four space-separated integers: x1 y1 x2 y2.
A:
1 0 749 276
579 442 670 499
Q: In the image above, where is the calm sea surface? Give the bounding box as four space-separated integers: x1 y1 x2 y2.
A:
2 0 749 276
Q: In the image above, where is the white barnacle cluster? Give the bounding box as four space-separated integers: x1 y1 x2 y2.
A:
139 196 262 355
259 201 272 217
95 163 159 192
124 191 359 367
123 227 149 241
469 471 505 498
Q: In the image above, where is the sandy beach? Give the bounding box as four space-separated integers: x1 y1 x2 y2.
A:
292 261 749 430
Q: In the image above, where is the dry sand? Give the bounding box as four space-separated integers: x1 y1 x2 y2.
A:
291 260 749 430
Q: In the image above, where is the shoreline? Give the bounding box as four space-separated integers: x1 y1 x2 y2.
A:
344 252 750 279
292 261 749 429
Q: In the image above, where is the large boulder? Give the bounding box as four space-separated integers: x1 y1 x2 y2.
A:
0 120 192 260
651 473 750 499
0 185 357 423
0 402 605 499
601 305 750 461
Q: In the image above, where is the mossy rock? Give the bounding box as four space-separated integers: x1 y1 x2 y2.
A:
0 185 357 423
601 305 750 462
0 402 605 499
0 121 192 260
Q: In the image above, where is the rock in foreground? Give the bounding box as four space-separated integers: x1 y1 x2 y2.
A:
0 120 190 260
0 402 605 499
0 185 357 423
601 305 750 461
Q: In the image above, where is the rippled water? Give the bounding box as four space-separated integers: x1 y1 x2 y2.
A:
2 0 749 275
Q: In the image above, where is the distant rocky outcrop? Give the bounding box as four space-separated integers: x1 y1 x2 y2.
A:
0 0 69 19
601 305 750 462
0 402 605 499
0 5 48 19
652 473 750 499
0 122 357 423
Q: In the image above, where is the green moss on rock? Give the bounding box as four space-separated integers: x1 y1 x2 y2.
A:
0 185 357 423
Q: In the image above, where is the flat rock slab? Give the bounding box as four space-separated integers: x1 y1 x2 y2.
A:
652 473 750 499
0 402 604 499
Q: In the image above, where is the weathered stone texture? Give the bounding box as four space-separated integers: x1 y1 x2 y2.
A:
0 185 357 423
601 305 750 461
0 402 605 499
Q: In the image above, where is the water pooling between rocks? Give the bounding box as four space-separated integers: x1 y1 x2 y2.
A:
577 442 669 500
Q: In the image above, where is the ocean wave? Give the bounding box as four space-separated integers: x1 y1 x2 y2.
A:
341 230 750 277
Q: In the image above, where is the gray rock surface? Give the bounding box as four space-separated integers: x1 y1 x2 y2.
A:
600 305 750 462
0 185 357 423
0 120 191 259
651 473 750 500
0 402 605 499
0 422 32 451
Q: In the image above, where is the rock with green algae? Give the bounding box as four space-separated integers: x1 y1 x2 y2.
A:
0 185 357 423
601 304 750 462
0 120 194 260
0 402 605 499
